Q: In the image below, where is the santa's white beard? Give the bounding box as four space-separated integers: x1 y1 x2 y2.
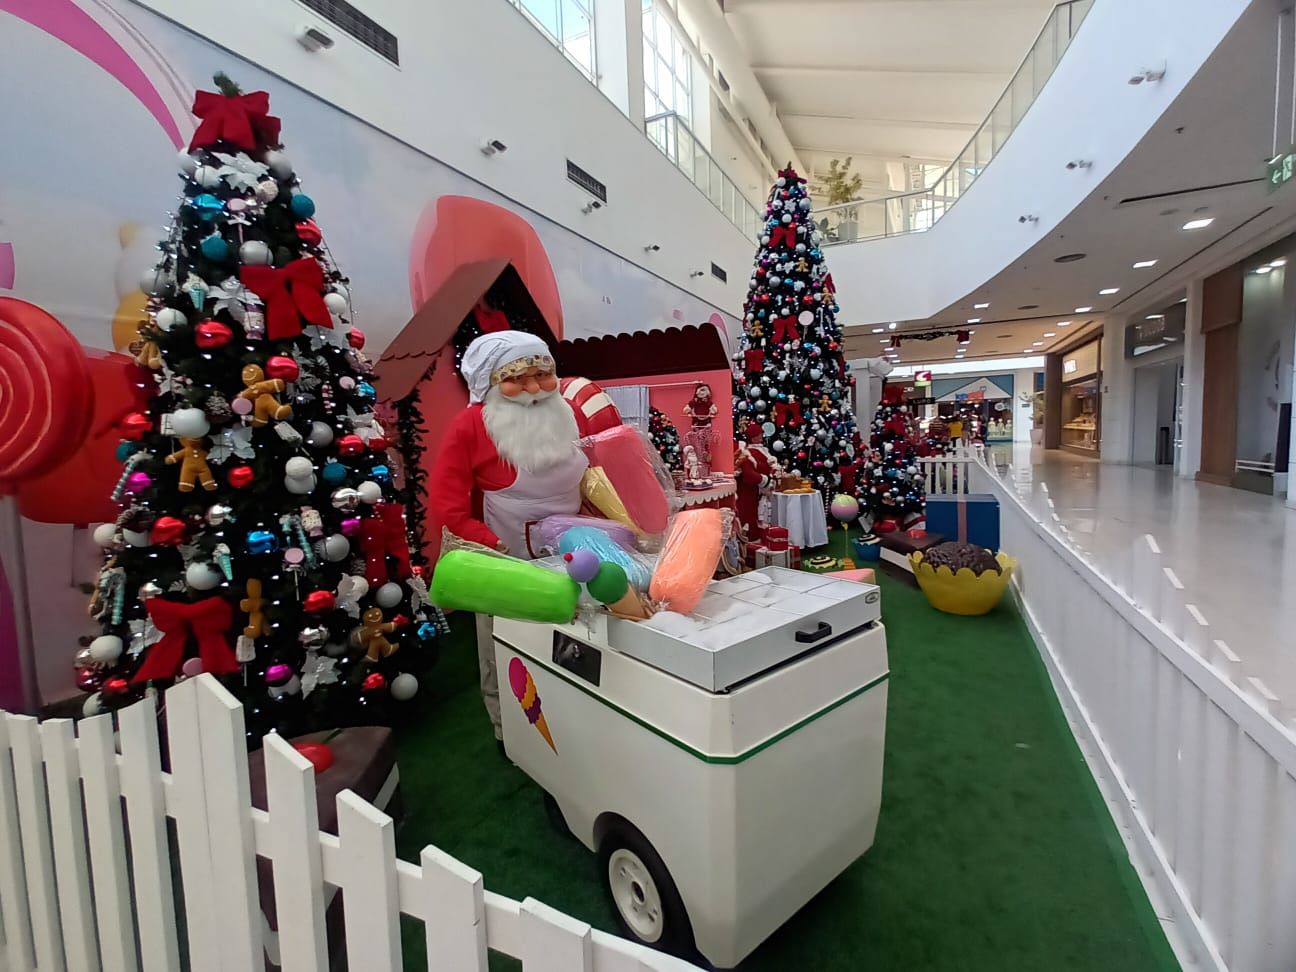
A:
481 386 581 473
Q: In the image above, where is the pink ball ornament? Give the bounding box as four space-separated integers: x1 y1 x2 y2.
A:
227 197 248 214
231 396 253 416
265 663 294 686
830 494 860 523
181 657 204 678
126 471 152 494
340 516 362 536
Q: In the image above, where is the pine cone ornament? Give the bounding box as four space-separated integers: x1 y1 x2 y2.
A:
205 392 233 423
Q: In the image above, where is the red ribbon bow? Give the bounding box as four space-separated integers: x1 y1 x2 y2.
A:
189 89 282 153
472 300 511 334
133 597 237 683
240 258 333 340
360 503 414 588
768 224 798 250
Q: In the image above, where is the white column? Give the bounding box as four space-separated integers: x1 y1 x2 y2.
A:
1098 317 1134 464
1012 368 1038 444
596 0 642 127
1179 278 1205 479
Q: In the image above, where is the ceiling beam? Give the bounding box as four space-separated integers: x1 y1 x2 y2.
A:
752 65 1012 81
724 0 1045 7
784 113 980 132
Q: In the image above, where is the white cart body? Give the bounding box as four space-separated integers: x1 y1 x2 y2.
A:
493 568 888 968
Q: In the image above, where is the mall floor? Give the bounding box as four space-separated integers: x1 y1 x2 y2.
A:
993 445 1296 715
392 567 1177 971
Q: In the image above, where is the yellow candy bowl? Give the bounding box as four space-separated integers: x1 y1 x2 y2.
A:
909 551 1017 616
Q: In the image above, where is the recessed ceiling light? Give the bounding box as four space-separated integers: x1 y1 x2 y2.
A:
888 322 897 330
1032 341 1044 346
879 338 889 344
1075 306 1093 313
974 302 990 309
1133 260 1158 269
1182 217 1214 230
1022 348 1034 353
959 339 970 345
1271 258 1287 267
1018 304 1039 310
1043 332 1056 337
1256 266 1273 274
1098 287 1120 295
967 318 981 324
1057 320 1072 326
871 327 884 333
1146 314 1164 319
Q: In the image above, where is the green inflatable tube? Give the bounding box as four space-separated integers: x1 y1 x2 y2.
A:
430 551 580 624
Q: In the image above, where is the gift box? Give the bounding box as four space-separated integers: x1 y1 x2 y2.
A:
752 543 800 569
924 494 1000 551
764 526 789 551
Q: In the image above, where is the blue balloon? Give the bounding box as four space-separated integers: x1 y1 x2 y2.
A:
321 462 347 485
290 194 316 219
191 194 224 221
200 234 229 262
245 530 279 555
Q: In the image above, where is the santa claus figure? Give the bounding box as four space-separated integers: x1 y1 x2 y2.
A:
431 331 587 740
734 422 781 543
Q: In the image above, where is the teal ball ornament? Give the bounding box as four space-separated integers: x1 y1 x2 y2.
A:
191 194 224 221
290 194 316 219
200 234 229 262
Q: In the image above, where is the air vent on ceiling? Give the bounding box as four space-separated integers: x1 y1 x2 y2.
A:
710 262 727 283
298 0 398 64
566 160 607 203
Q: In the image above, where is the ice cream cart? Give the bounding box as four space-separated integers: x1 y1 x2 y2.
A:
493 567 888 968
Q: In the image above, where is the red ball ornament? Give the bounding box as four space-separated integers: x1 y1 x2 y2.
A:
75 668 103 692
303 590 336 613
228 465 254 488
265 355 300 382
295 219 323 245
121 412 152 440
194 320 233 349
150 516 187 546
337 434 364 457
292 741 335 773
347 328 366 350
102 677 130 697
367 435 389 452
362 672 387 693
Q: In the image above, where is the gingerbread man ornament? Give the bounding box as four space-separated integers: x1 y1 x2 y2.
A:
166 437 216 492
241 579 269 640
238 363 292 427
357 607 398 662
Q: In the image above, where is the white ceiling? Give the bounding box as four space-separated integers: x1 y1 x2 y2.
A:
724 0 1057 172
838 0 1296 366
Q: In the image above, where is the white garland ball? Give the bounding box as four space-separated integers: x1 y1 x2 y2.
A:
239 240 273 266
139 266 173 296
284 457 313 480
772 440 786 452
89 634 124 663
356 480 383 505
255 179 279 203
375 582 403 608
285 473 316 495
154 307 187 330
322 533 350 562
185 562 222 591
170 407 210 439
92 523 119 547
390 673 419 701
306 421 334 447
123 528 150 548
323 292 349 316
192 164 222 189
776 177 787 187
83 693 104 717
265 149 294 179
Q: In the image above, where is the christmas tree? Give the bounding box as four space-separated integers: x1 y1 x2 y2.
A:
733 166 859 506
77 76 444 743
859 384 925 527
647 407 683 471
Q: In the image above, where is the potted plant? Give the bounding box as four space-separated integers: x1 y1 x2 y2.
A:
822 157 864 240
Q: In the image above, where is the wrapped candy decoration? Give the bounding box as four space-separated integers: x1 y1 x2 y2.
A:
558 526 651 592
430 551 579 625
582 425 671 535
649 508 724 615
529 514 636 556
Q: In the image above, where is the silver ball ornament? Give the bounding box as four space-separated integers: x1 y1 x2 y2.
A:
239 240 273 266
390 673 419 701
356 481 382 505
322 533 350 562
323 292 348 316
185 562 222 591
154 307 187 330
306 421 334 447
170 407 210 439
375 582 403 608
92 523 119 547
123 528 150 548
265 150 293 179
206 503 233 526
89 635 124 663
83 693 104 717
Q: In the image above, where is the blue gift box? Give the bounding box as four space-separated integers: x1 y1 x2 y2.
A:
924 494 1000 551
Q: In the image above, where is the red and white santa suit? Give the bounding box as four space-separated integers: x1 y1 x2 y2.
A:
430 331 588 741
430 332 588 558
735 423 780 543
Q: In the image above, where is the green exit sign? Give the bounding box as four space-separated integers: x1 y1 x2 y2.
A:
1268 147 1296 192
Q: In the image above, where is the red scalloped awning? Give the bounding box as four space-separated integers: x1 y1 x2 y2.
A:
554 324 730 381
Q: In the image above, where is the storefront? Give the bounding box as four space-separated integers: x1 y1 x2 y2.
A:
1059 339 1101 456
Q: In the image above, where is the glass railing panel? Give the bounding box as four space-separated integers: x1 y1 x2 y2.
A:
643 110 759 238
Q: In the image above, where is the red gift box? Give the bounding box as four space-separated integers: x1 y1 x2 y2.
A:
764 526 789 551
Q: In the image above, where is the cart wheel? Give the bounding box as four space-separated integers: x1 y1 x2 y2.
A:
542 791 573 838
598 822 695 958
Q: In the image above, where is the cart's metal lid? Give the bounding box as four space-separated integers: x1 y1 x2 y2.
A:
608 567 881 692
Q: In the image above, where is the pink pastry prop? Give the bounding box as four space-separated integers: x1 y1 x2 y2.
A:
648 508 724 615
584 425 670 535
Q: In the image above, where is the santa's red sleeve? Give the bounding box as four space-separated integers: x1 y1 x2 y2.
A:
430 408 501 550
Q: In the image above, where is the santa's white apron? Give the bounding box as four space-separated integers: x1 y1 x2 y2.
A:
483 449 588 558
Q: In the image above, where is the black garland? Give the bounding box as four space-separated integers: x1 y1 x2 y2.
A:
890 328 970 347
394 383 430 568
451 276 550 377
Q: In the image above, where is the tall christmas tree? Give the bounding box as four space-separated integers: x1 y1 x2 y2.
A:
76 76 443 743
733 166 859 506
859 384 925 527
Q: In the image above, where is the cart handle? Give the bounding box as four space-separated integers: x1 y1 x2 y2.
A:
795 621 833 644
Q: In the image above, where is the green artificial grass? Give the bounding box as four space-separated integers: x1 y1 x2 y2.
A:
393 569 1178 971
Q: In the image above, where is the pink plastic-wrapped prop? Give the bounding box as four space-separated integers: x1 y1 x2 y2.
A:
648 508 723 615
584 425 671 535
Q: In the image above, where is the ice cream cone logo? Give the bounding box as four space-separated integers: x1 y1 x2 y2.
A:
508 657 556 753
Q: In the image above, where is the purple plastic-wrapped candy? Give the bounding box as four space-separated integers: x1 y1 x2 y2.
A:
563 548 601 584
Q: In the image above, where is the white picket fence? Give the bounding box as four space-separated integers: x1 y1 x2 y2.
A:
0 676 701 972
917 444 980 497
972 457 1296 972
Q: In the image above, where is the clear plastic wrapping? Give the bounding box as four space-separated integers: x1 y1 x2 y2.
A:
579 425 675 537
648 508 724 615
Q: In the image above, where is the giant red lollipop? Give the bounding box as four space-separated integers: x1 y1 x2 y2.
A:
0 298 94 492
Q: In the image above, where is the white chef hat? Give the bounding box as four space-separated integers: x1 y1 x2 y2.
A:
461 330 556 403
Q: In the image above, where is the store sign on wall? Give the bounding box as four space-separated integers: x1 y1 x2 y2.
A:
1268 146 1296 192
914 370 932 386
1063 359 1078 375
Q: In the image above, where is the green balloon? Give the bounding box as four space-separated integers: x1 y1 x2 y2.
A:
587 561 629 605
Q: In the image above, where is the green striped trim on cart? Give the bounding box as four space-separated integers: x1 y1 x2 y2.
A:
494 635 889 765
